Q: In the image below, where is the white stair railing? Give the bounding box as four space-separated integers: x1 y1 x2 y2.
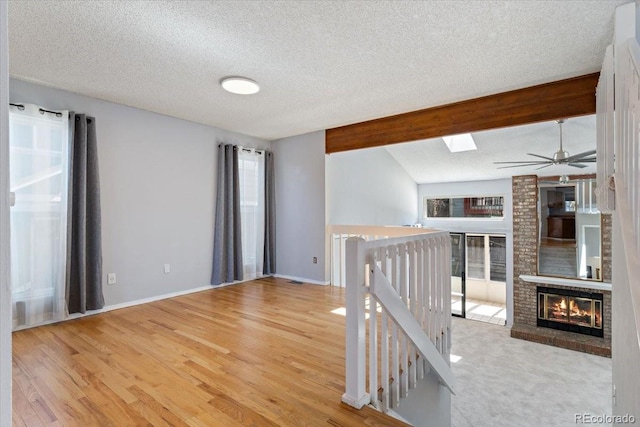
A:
341 230 455 416
328 224 436 287
596 26 640 417
606 38 640 346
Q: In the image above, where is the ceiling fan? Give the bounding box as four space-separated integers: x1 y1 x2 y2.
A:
493 119 596 170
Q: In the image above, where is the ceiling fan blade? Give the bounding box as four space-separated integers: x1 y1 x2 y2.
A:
535 164 553 170
568 163 588 168
566 149 596 162
526 153 555 161
493 160 549 164
572 157 596 162
496 163 549 169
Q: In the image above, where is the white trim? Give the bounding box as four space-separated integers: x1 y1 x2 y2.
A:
273 274 329 286
81 285 214 315
0 2 11 424
519 275 612 291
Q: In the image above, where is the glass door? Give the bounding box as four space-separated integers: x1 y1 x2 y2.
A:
450 233 465 317
464 233 507 325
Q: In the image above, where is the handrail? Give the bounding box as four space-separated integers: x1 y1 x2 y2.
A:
328 224 439 287
327 224 437 237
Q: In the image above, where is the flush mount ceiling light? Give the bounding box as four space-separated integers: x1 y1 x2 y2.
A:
443 133 477 153
220 76 260 95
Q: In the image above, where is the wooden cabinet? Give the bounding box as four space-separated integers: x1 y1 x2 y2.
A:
547 216 575 239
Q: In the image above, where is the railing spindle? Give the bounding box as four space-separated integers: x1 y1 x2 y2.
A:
399 243 409 398
429 240 437 345
368 252 378 410
379 246 390 412
390 244 400 408
416 241 425 380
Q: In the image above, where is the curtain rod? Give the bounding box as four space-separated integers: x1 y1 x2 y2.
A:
10 103 64 118
242 148 265 154
218 143 266 154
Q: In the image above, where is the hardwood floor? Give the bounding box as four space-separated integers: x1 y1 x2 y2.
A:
12 277 407 426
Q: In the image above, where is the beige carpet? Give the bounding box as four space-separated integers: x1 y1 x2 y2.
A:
450 318 612 427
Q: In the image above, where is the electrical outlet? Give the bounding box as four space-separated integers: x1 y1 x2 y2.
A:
164 264 170 274
107 273 116 285
313 257 317 264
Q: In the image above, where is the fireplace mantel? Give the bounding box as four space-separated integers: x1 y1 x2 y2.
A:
520 275 612 292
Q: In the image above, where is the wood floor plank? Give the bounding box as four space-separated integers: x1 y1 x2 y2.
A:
13 277 409 426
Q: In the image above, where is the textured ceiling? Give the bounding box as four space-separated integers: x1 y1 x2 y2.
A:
384 115 596 184
8 0 624 143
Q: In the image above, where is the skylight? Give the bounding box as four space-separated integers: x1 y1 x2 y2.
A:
443 133 477 153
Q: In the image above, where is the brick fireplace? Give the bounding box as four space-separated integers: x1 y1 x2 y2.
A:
510 175 611 357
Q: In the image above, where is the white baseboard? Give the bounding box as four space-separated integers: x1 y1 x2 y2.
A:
75 276 273 318
13 274 331 331
273 274 330 286
100 285 214 313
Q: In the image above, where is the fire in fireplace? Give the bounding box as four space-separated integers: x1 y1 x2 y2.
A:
537 286 603 337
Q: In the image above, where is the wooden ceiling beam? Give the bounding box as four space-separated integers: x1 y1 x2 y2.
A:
325 73 599 154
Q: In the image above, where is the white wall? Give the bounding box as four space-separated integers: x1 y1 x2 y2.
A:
418 178 514 326
326 147 418 226
9 79 269 307
272 131 327 284
394 372 451 427
0 3 12 424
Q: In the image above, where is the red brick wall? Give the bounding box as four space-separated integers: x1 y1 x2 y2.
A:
512 175 539 327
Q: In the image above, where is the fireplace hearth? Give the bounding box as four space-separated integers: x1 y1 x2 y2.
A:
537 286 603 337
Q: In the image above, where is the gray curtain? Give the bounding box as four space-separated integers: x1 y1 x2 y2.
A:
263 151 276 275
66 113 104 314
211 144 243 285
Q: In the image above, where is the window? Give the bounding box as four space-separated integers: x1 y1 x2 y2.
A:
9 104 69 328
238 149 265 280
424 196 504 218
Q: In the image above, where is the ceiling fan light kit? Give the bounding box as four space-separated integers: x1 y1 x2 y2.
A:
493 119 596 170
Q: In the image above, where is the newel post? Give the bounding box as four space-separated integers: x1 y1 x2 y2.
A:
342 237 370 408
